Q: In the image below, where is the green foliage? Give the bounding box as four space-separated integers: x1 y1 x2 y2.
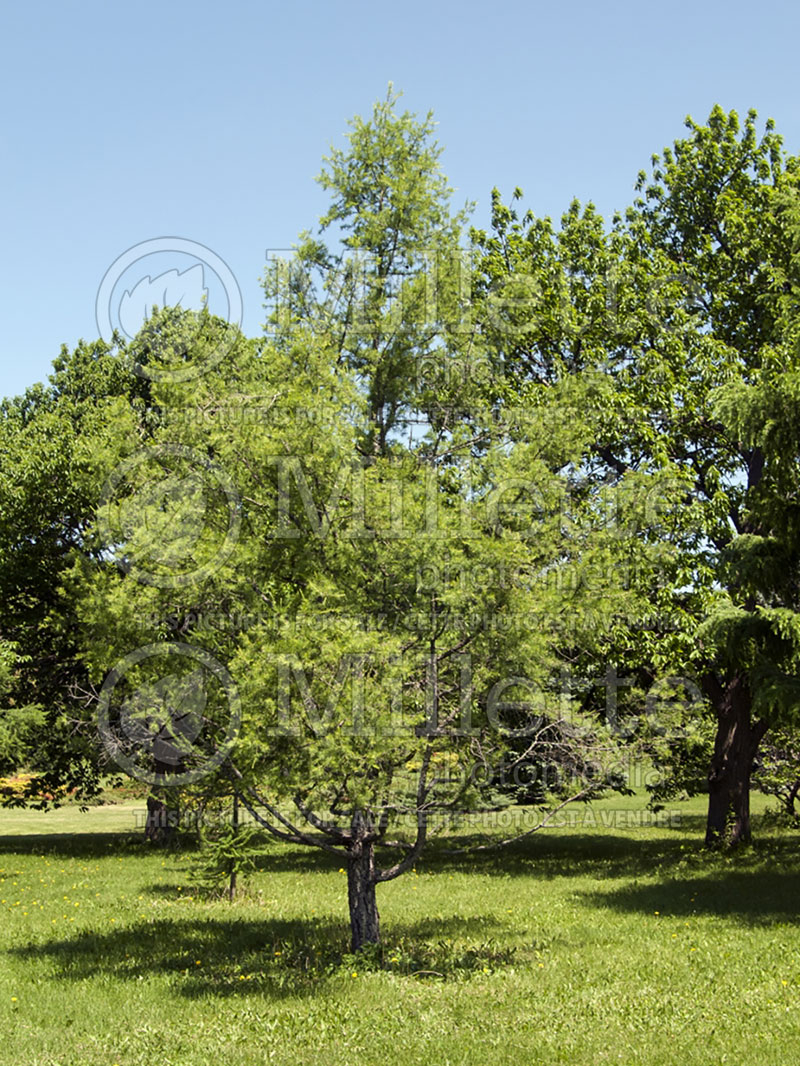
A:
472 105 800 841
0 640 44 776
6 93 800 865
317 85 458 262
58 93 637 920
267 86 473 457
753 726 800 819
190 821 258 898
0 705 45 778
0 341 146 801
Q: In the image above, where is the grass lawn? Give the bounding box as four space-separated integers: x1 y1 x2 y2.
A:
1 792 799 1065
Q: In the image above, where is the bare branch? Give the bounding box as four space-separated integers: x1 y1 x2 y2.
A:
441 786 597 855
293 792 351 841
228 765 345 856
375 744 433 882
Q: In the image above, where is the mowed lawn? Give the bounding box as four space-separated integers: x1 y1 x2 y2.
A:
1 794 799 1066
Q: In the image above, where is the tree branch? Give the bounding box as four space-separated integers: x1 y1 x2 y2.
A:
441 785 597 855
374 745 433 882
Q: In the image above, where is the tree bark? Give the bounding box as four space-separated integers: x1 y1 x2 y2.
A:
144 792 180 845
347 810 380 952
229 791 239 902
705 674 766 847
786 779 800 818
143 760 181 846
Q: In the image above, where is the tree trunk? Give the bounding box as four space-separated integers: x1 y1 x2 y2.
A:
229 791 239 903
143 760 181 846
347 811 380 952
144 792 180 845
705 674 766 847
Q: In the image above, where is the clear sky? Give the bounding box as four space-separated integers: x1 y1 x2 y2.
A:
2 0 799 400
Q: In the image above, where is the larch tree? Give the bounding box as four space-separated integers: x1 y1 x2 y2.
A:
70 93 634 951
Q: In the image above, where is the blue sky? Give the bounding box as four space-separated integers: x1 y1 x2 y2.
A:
2 0 799 400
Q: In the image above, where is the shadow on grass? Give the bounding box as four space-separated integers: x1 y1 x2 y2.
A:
583 867 800 926
3 815 798 884
13 912 514 998
418 831 696 881
0 831 145 858
234 833 696 881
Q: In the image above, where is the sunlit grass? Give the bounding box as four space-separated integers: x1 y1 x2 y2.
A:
1 792 799 1065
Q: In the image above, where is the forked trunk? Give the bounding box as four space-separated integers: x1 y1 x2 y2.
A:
705 674 766 847
347 811 380 952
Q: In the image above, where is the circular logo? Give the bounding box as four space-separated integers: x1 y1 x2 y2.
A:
96 237 243 382
97 643 241 786
97 444 241 588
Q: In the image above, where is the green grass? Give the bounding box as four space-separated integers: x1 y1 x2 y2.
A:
1 794 799 1065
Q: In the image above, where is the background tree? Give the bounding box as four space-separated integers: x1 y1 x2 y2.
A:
0 339 147 803
753 727 800 820
621 107 800 844
471 106 800 845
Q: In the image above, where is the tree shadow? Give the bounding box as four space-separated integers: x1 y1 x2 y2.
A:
420 822 800 882
583 867 800 926
4 814 797 887
0 831 145 858
13 911 514 999
418 830 693 880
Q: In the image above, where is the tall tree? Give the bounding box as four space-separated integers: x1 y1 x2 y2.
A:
619 106 800 845
71 95 630 951
472 106 800 845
